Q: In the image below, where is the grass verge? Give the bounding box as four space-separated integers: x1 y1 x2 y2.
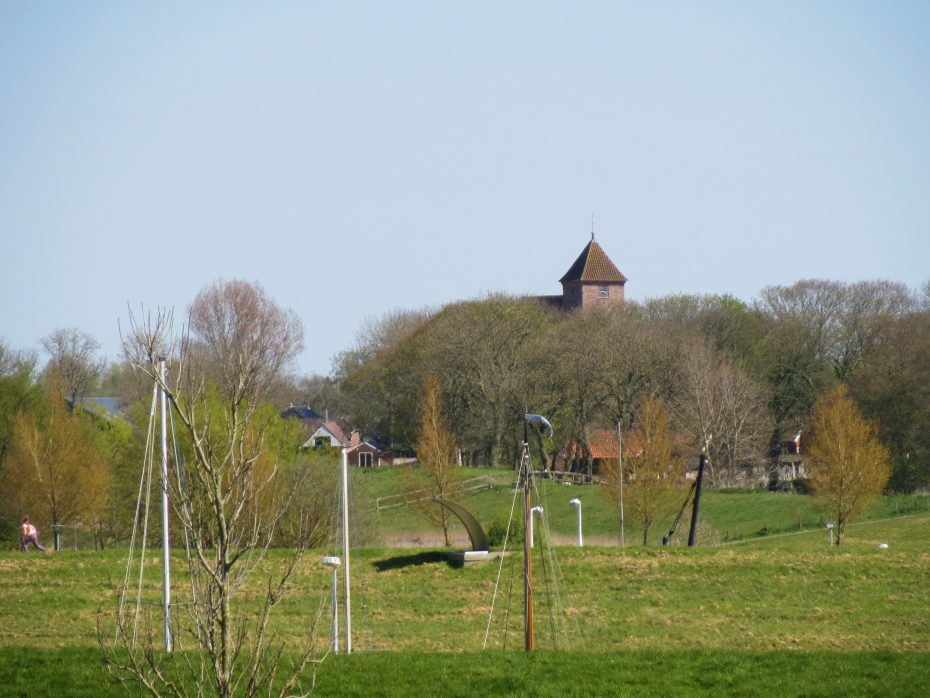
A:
2 647 929 697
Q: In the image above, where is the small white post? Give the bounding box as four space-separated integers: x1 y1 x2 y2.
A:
529 506 543 549
569 498 582 547
826 522 834 547
322 556 341 652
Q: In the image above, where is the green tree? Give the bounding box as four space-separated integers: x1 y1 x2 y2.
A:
0 377 110 538
850 309 930 491
0 342 42 466
807 384 891 545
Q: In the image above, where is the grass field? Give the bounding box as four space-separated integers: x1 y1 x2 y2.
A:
361 465 930 547
2 507 928 696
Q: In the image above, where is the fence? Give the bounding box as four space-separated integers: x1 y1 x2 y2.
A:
532 470 597 485
375 474 498 514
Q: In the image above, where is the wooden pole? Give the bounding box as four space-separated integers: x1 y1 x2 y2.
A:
688 451 707 547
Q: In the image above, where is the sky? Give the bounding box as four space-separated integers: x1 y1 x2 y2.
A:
1 1 928 376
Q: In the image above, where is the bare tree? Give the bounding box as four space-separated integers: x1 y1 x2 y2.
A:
41 328 105 404
757 279 913 380
0 338 37 377
427 295 548 466
107 280 323 698
672 342 772 488
807 384 891 545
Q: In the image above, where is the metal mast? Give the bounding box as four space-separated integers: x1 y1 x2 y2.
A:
522 420 534 652
158 357 172 652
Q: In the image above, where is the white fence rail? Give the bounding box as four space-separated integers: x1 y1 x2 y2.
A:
375 474 498 514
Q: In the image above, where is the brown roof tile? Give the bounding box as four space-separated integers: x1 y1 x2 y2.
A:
559 238 627 284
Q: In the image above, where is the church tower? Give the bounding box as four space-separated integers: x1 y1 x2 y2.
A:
559 234 627 309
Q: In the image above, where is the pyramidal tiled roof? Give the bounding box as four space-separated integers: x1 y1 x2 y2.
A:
559 237 627 283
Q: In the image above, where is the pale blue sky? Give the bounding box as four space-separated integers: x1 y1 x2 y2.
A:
1 2 928 375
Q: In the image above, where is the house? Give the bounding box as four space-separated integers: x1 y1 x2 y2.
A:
538 233 628 310
281 404 322 426
554 428 622 476
774 431 806 484
309 427 389 467
282 405 389 466
345 437 384 467
302 419 353 449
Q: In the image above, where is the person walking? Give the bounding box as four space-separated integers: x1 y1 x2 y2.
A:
20 516 48 552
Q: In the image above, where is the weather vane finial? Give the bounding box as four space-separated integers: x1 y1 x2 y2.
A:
591 214 595 240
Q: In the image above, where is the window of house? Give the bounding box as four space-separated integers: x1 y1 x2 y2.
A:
598 285 609 298
359 452 373 467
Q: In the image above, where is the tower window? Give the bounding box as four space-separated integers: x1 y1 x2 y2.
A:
598 285 609 298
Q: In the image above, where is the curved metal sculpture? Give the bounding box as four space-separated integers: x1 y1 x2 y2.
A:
433 497 490 552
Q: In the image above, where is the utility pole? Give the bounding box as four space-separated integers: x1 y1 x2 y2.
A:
688 447 708 547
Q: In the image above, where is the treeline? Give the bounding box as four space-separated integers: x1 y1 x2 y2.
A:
0 325 341 549
2 277 928 547
330 279 930 492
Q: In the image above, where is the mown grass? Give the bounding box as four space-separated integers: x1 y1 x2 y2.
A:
2 647 929 697
4 515 929 653
2 501 928 695
0 648 930 698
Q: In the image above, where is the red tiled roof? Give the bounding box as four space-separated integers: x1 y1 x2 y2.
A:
559 238 627 284
587 429 620 460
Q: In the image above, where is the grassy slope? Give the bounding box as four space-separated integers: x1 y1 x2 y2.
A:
362 465 930 545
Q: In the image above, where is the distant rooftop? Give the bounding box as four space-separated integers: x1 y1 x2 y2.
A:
559 236 627 284
281 405 322 421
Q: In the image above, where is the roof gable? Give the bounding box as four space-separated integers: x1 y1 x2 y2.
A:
281 405 322 421
559 237 627 284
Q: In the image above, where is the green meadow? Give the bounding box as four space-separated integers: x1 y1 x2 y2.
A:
2 507 929 695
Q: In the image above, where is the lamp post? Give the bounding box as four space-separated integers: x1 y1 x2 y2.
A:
340 448 352 653
529 506 544 549
826 522 835 547
322 556 341 652
569 498 582 547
